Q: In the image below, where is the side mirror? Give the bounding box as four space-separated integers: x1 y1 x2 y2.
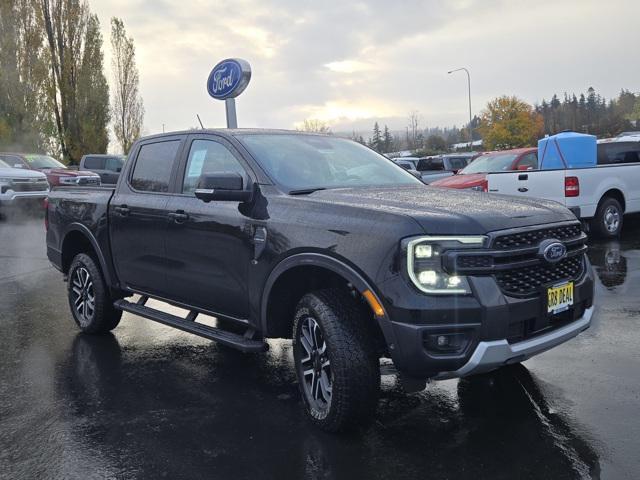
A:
14 164 24 169
116 167 122 173
195 172 252 202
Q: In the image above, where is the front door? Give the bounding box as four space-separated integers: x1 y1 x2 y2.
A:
110 137 184 296
163 135 255 319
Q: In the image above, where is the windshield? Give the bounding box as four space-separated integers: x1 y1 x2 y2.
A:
236 134 421 192
460 153 518 174
23 154 66 169
0 159 10 168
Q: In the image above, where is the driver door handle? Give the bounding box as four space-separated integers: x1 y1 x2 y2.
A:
114 205 130 216
168 211 189 223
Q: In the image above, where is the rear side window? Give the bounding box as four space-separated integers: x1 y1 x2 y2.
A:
83 156 105 169
417 158 444 171
182 139 247 194
131 140 180 192
597 142 640 164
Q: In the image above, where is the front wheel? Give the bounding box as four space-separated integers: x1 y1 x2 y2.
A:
292 289 380 432
592 197 623 238
68 253 122 334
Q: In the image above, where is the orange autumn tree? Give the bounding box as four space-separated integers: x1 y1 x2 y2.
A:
478 96 544 150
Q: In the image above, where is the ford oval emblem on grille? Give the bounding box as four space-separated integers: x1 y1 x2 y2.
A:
541 241 567 263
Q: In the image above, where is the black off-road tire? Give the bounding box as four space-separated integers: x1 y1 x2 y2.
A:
591 197 623 238
68 253 122 334
292 289 380 432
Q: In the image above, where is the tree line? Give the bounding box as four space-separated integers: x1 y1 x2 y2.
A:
0 0 144 164
302 87 639 155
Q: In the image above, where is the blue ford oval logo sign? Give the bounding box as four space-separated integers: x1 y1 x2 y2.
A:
541 241 567 263
207 58 251 100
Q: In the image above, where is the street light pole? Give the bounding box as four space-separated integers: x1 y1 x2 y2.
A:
448 67 472 148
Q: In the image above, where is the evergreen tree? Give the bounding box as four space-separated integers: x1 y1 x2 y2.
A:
382 124 392 153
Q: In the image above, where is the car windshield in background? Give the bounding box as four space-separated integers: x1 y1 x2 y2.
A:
460 153 518 174
23 154 66 169
237 134 421 192
0 159 10 168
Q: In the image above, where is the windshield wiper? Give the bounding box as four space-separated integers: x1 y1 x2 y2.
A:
288 187 327 195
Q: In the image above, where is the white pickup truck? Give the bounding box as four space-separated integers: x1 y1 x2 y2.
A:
486 134 640 237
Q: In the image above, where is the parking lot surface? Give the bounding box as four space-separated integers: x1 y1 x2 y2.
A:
1 216 639 479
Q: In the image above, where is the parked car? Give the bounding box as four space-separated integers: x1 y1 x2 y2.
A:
430 148 538 191
0 152 100 187
0 158 49 212
393 153 478 184
483 136 640 237
79 154 125 184
46 129 594 431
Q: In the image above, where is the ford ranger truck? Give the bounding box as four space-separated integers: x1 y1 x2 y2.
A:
46 129 595 432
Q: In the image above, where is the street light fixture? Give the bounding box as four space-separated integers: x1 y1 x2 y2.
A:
448 67 472 148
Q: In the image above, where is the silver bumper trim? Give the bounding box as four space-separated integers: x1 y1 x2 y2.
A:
436 306 594 379
0 191 49 202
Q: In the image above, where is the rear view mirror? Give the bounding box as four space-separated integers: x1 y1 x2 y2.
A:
195 172 252 202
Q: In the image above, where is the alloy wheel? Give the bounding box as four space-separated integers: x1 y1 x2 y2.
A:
71 267 95 326
298 316 332 411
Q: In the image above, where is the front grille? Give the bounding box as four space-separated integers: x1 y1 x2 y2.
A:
457 255 493 269
493 224 582 249
10 182 48 192
495 255 584 296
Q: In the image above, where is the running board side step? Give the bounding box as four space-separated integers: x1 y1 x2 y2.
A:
113 299 268 353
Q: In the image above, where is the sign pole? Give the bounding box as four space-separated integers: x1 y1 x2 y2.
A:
225 98 238 129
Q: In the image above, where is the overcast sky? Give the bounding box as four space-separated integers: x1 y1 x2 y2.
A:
92 0 639 137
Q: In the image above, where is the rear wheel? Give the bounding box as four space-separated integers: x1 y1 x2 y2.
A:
68 253 121 334
592 197 623 238
292 289 380 432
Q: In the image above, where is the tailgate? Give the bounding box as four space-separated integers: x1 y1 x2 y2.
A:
487 170 567 205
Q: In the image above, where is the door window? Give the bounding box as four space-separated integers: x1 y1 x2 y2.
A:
597 142 640 164
182 139 247 194
105 156 124 172
130 140 180 192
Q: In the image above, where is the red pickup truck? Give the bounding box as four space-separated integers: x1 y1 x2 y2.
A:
430 147 538 192
0 153 100 187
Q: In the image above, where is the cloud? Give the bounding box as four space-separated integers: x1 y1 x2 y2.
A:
91 0 640 138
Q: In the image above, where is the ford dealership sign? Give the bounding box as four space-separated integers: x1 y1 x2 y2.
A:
207 58 251 100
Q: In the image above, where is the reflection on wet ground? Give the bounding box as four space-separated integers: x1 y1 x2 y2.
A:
1 216 639 479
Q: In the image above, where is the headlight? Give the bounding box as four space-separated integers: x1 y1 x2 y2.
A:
0 177 12 184
405 235 487 294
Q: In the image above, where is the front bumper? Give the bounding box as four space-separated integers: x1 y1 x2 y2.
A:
0 190 49 204
434 306 593 379
376 256 595 381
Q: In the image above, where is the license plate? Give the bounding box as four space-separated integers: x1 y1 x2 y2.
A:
547 282 574 314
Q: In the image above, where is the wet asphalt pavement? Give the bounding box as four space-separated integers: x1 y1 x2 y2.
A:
1 215 639 480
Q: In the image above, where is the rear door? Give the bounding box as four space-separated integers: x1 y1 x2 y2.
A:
487 152 567 205
109 136 185 296
162 134 255 319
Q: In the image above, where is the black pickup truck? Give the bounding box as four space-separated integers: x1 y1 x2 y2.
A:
46 129 595 431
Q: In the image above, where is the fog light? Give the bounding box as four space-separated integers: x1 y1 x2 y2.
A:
424 332 471 354
448 276 462 287
418 270 437 285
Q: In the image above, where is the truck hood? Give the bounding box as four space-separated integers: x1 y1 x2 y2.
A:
430 173 486 188
305 185 575 234
0 167 47 179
